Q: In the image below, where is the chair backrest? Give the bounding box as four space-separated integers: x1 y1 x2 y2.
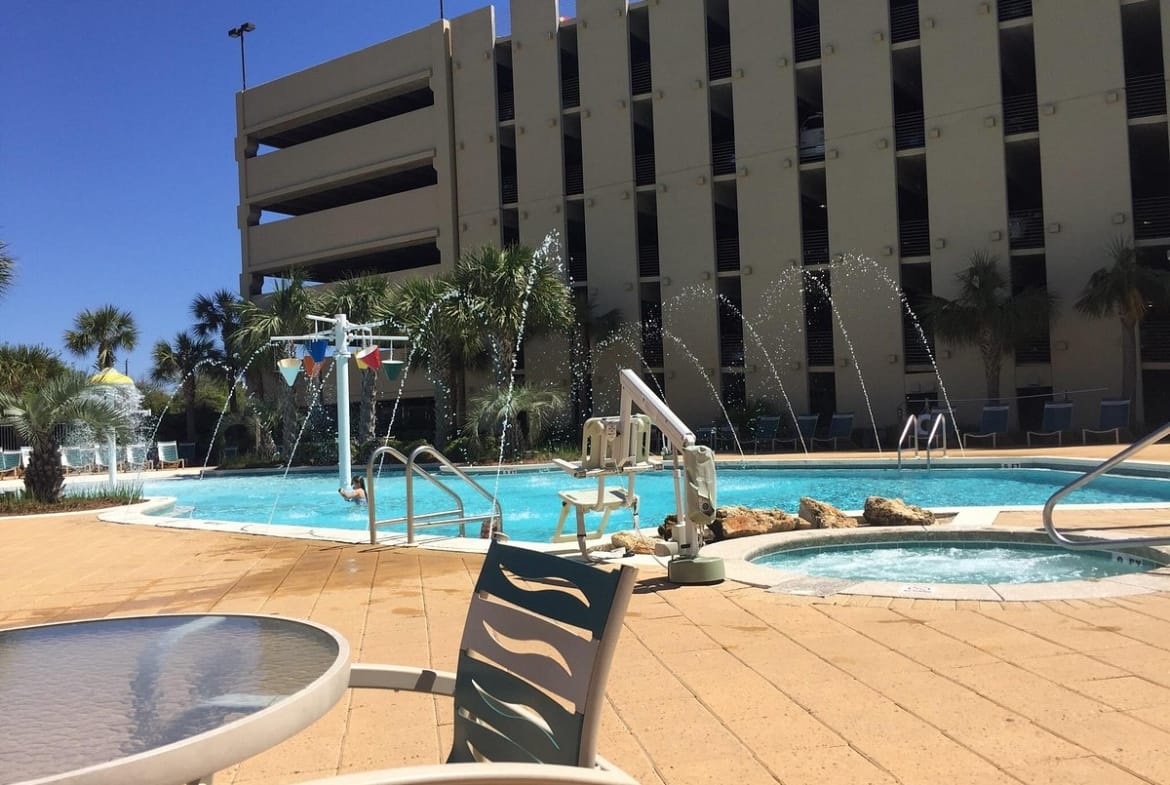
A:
448 541 637 768
980 405 1011 433
125 443 148 468
1098 399 1131 429
756 415 781 438
157 441 179 462
827 412 854 437
1041 401 1074 431
19 446 32 468
0 450 20 471
796 414 819 437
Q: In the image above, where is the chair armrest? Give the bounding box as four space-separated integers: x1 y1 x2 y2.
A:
348 664 457 696
288 762 639 785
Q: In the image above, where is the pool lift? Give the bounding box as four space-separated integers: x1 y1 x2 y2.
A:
554 369 724 584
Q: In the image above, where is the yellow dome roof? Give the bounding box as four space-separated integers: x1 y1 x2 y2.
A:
90 368 135 385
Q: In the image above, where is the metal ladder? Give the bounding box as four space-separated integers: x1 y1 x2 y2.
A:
1043 421 1170 549
365 445 503 545
896 413 948 469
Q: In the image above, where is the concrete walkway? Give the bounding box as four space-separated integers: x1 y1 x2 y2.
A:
4 445 1170 784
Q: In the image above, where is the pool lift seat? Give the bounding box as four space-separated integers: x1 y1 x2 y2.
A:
552 414 654 560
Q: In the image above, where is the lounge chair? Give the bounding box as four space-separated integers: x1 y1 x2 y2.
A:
811 412 855 450
1082 399 1131 444
961 405 1011 448
775 413 820 451
1026 401 1074 446
297 540 638 785
745 415 783 452
62 445 94 474
0 450 21 478
123 443 151 471
156 440 186 469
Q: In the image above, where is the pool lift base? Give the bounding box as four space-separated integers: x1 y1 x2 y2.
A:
668 555 726 585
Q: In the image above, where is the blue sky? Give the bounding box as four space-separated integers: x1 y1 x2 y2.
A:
1 1 574 379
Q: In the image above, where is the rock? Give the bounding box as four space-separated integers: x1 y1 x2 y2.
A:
798 497 858 529
863 496 936 526
709 505 802 541
611 531 658 554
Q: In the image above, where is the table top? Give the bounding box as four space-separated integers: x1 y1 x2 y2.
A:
0 613 350 785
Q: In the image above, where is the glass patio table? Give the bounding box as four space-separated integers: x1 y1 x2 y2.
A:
0 613 350 785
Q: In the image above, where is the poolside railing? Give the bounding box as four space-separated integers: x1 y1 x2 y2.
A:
366 445 503 545
1043 419 1170 549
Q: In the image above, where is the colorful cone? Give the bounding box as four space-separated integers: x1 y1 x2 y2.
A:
355 345 381 370
302 355 322 378
382 359 404 381
306 339 329 363
278 358 301 386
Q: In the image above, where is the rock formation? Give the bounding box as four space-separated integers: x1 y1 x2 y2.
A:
797 497 858 528
862 496 936 526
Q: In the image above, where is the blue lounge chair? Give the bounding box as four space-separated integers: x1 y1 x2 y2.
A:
961 405 1011 448
776 413 820 451
1027 401 1074 446
811 412 855 450
0 450 21 478
1082 399 1131 444
745 415 783 452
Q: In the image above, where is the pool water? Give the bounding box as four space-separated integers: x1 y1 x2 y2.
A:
752 541 1153 584
140 466 1170 542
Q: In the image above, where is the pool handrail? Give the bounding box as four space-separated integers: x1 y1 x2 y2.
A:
366 445 504 545
1043 419 1170 549
896 414 948 469
896 415 917 469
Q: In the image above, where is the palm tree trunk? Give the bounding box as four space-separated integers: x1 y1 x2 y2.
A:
1121 318 1140 427
980 339 1002 404
184 381 198 443
358 369 377 443
24 441 65 503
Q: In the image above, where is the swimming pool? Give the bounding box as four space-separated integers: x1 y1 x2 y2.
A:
141 465 1170 542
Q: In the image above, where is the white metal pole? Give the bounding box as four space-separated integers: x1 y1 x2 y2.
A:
334 315 352 488
107 433 117 485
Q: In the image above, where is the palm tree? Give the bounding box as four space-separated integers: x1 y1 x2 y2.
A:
191 289 245 411
0 239 15 301
387 274 465 448
452 244 574 389
929 250 1057 403
0 344 67 396
1076 238 1170 419
465 382 567 458
234 272 317 452
0 370 134 502
151 331 221 443
63 305 139 371
317 273 393 444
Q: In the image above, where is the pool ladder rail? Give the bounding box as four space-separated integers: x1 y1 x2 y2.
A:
365 445 503 545
896 413 948 469
1043 418 1170 549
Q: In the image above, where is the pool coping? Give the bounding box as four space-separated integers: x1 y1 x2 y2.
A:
703 524 1170 601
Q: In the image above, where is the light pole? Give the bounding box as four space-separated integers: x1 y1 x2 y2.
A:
227 22 255 91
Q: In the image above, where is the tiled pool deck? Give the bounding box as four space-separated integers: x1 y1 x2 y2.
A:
4 444 1170 784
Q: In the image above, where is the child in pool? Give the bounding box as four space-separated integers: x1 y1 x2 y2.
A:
339 475 366 503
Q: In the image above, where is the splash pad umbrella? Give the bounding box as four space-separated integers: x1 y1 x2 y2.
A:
270 314 408 487
89 367 136 485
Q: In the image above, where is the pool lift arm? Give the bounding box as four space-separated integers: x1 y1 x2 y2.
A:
617 369 724 584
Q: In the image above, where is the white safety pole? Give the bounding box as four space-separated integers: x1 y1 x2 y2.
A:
107 433 118 485
334 314 352 488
